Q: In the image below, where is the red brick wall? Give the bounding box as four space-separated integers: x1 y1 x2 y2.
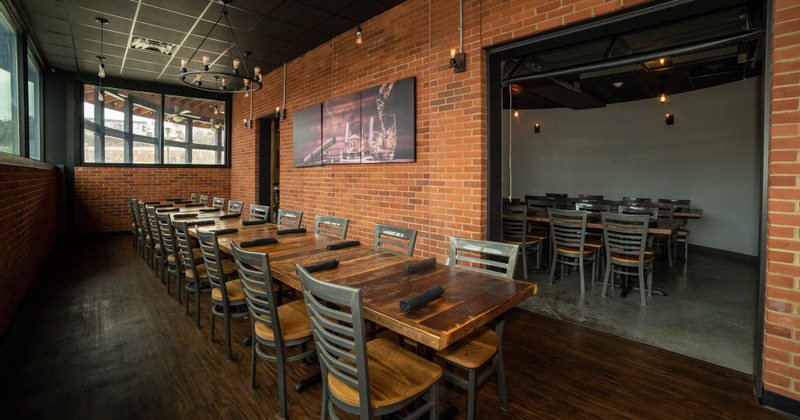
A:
74 167 230 234
231 0 800 403
0 164 61 335
763 0 800 402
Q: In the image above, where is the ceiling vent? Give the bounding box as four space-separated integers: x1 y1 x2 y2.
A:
130 37 176 55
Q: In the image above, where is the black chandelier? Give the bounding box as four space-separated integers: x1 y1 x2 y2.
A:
178 0 262 94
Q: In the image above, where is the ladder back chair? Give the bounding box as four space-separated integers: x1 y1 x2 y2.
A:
126 198 140 250
601 212 655 306
315 215 350 240
439 237 518 420
501 204 545 279
211 197 226 210
621 196 651 204
277 209 303 229
199 194 209 205
190 193 198 203
547 208 599 293
659 199 691 261
231 243 315 419
373 224 418 256
578 194 604 201
227 200 244 214
137 202 153 261
196 228 247 360
297 265 441 419
174 220 210 328
145 206 165 277
248 204 270 221
156 211 183 302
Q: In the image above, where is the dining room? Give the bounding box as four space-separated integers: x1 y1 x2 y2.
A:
1 0 799 418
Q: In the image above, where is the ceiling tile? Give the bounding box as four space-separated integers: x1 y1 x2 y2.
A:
294 30 331 49
19 0 68 20
202 3 264 31
297 0 357 13
34 30 74 48
73 40 127 60
136 5 200 32
193 21 247 45
141 0 210 17
234 32 286 53
68 5 133 34
70 0 139 19
40 42 77 59
124 59 169 73
46 55 77 68
250 17 307 41
124 48 173 65
314 15 357 37
27 13 71 35
227 0 282 15
71 23 130 48
275 42 307 60
338 0 388 22
132 22 187 45
269 2 332 28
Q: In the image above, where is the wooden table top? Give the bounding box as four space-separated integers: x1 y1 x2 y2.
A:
175 213 536 351
521 212 684 235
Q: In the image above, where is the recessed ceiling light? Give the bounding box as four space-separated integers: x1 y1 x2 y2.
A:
612 81 624 88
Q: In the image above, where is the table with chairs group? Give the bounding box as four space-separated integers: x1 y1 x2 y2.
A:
501 193 702 306
125 194 535 419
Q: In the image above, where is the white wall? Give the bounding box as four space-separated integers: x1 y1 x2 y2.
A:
502 77 762 256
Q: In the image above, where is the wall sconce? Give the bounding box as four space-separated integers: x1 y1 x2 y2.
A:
665 113 674 125
276 106 286 120
243 118 252 129
356 25 362 45
513 109 519 118
534 123 541 133
449 48 465 73
660 93 666 103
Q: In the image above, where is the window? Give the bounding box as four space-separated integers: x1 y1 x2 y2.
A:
0 8 18 155
27 54 41 160
164 95 225 165
82 84 226 166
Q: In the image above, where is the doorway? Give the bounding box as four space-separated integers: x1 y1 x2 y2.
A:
485 0 770 391
258 116 280 223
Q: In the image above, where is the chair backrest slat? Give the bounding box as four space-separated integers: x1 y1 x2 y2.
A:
621 196 651 204
501 205 529 249
227 200 244 214
575 202 611 213
277 209 303 229
173 221 201 278
548 208 588 251
374 223 417 256
601 212 650 260
618 204 659 220
231 243 282 344
248 204 270 221
191 193 198 203
578 194 603 201
196 229 227 293
199 195 209 205
315 215 350 239
212 197 226 210
145 207 162 247
447 237 519 279
155 212 178 259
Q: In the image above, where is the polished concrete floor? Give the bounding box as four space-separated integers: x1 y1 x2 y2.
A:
515 249 759 374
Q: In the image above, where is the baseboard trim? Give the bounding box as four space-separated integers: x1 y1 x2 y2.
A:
761 389 800 419
690 244 758 263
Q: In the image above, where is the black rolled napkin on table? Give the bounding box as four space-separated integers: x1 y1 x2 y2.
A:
326 240 361 251
304 259 339 273
184 220 215 227
153 204 173 208
175 200 193 204
213 228 238 235
143 201 160 205
399 285 444 314
200 208 221 212
166 197 182 201
277 228 307 235
173 213 198 218
156 208 179 212
185 203 204 207
405 258 437 274
219 213 241 219
242 220 267 226
240 238 278 248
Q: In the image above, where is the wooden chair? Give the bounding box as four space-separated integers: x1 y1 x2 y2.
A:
548 208 598 293
199 194 209 205
501 204 545 279
227 200 244 214
440 236 518 420
155 211 184 302
231 243 315 419
173 220 210 328
315 215 350 239
277 209 303 229
190 193 198 203
211 197 226 210
373 223 417 256
196 228 246 360
601 212 654 306
659 199 691 261
297 265 441 419
249 204 269 221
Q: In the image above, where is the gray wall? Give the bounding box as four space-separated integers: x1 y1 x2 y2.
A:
502 77 762 256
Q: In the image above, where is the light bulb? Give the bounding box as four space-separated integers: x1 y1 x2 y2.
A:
214 106 219 115
254 66 260 74
356 26 362 45
660 93 666 103
660 58 665 65
98 62 105 78
196 73 202 87
202 56 209 65
221 78 227 90
276 106 280 113
98 90 104 102
245 92 249 98
451 48 456 58
181 59 187 67
514 109 519 118
233 59 240 69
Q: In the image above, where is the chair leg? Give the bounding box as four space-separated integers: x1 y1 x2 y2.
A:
549 252 558 285
638 265 647 306
277 353 287 419
321 385 329 420
667 236 673 267
210 309 216 342
578 255 585 293
496 351 508 410
522 250 528 280
185 283 190 315
429 378 439 419
195 283 202 329
647 269 654 297
176 269 182 304
601 260 611 297
251 333 258 389
223 304 233 360
467 367 477 420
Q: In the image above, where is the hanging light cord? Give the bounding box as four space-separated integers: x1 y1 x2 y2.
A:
508 84 513 203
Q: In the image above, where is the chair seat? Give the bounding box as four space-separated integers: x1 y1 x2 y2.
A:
328 338 442 408
187 258 236 279
557 245 597 255
436 326 498 369
503 235 544 245
170 248 202 262
211 279 246 302
610 252 655 264
254 300 312 341
584 238 603 248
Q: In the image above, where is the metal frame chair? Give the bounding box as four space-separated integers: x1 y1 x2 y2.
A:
578 194 603 201
145 206 165 277
155 211 183 302
211 197 226 210
231 243 315 419
248 204 269 221
126 198 141 250
621 196 651 204
277 209 303 229
601 212 654 306
501 204 545 279
174 220 211 328
374 223 417 256
659 199 692 261
199 194 209 205
196 228 247 360
297 265 441 419
227 200 244 214
315 215 350 239
548 208 598 293
440 237 516 420
190 193 198 203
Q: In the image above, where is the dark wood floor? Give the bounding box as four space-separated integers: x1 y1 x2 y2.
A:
0 235 784 419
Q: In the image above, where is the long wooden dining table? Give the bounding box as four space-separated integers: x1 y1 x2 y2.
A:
153 203 537 351
523 211 684 235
